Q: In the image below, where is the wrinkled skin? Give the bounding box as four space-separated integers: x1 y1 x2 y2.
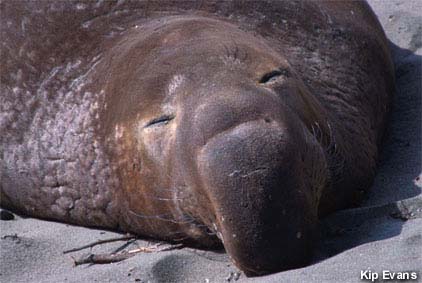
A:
0 0 394 276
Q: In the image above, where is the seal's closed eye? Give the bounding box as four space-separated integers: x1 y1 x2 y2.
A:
145 114 175 128
259 68 290 84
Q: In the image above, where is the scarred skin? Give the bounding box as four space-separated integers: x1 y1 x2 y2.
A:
0 0 394 276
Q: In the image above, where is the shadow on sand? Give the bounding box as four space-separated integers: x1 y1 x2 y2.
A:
314 41 422 262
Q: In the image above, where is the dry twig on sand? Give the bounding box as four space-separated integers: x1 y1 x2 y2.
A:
63 235 136 254
72 243 184 266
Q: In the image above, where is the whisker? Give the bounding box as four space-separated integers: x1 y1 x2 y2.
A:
129 210 196 225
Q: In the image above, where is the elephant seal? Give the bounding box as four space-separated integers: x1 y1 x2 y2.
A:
0 0 394 276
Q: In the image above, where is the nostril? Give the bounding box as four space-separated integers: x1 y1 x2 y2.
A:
264 117 271 123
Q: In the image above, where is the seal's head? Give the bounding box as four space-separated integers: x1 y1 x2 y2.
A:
101 16 330 275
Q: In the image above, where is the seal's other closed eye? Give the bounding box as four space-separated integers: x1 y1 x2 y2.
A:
145 114 175 128
259 68 290 84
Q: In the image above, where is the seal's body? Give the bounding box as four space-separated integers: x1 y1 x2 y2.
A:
0 1 394 276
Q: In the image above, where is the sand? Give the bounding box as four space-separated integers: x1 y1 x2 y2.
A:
1 1 421 282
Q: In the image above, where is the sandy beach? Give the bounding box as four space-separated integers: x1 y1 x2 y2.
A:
1 1 421 282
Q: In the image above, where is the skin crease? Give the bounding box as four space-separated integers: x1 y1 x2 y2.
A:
0 1 394 276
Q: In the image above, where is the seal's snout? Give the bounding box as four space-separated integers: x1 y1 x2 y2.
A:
197 117 318 276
